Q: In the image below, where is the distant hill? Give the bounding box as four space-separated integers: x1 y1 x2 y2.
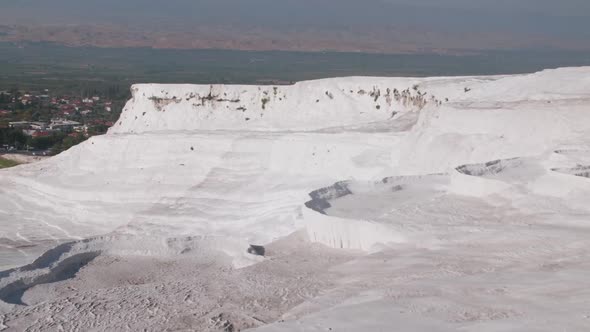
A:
0 0 589 53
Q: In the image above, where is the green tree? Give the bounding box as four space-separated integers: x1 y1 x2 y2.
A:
7 129 27 148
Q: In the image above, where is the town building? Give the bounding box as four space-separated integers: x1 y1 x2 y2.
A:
49 120 81 131
8 121 32 129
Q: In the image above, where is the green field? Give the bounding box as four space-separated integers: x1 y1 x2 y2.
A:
0 156 20 169
1 42 590 96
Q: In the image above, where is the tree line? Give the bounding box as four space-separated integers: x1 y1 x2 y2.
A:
0 128 87 155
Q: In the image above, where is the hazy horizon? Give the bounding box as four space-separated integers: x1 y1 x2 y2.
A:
1 0 589 53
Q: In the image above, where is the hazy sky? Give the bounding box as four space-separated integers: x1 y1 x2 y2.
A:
1 0 589 42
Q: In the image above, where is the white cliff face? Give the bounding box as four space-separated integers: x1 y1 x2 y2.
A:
1 68 590 331
111 78 432 133
111 67 590 133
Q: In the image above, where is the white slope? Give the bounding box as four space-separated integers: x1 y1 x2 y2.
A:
1 67 590 331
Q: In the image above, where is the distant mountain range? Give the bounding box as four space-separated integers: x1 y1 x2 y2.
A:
1 23 589 55
1 0 589 54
